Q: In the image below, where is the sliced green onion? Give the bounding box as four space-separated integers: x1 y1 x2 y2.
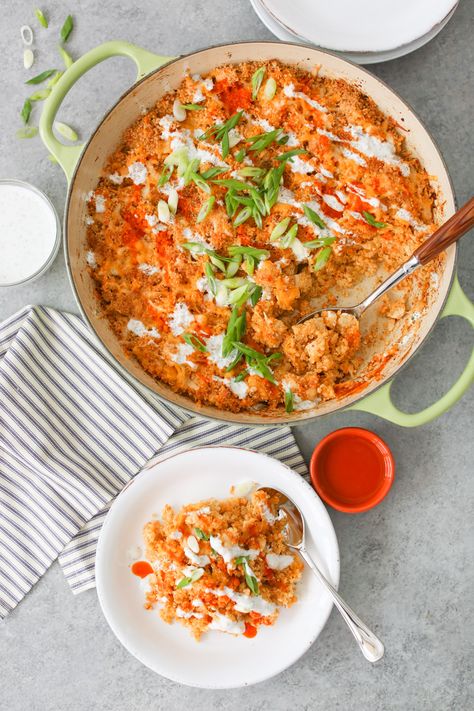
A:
35 8 48 27
157 199 170 223
20 98 32 125
236 166 266 180
158 164 173 186
54 121 78 141
251 66 266 100
168 188 179 214
234 148 246 162
270 217 291 242
249 285 262 307
204 262 217 296
23 48 34 69
190 172 211 193
194 527 209 540
277 148 308 163
16 126 38 139
209 254 227 272
281 223 298 248
303 204 326 229
263 77 277 100
180 103 205 110
25 69 57 85
284 390 294 413
313 246 332 271
60 14 73 43
30 88 51 101
233 206 252 227
182 241 209 255
305 236 336 249
47 71 64 88
221 277 248 289
182 333 207 352
176 576 192 589
196 195 215 223
363 211 386 228
200 166 225 180
58 45 73 68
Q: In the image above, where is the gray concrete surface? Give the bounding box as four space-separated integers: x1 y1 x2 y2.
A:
0 1 473 709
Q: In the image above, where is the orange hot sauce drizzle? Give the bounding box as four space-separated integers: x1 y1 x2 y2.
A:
131 560 154 578
244 623 257 638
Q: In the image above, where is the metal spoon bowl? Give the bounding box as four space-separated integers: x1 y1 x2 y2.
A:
259 486 385 663
297 196 474 325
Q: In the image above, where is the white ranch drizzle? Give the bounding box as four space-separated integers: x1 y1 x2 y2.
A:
213 375 249 400
170 343 196 369
283 83 327 113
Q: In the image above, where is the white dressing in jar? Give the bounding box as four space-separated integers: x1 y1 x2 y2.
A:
0 181 60 286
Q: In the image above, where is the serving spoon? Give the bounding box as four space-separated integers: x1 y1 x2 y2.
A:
298 195 474 324
259 486 385 662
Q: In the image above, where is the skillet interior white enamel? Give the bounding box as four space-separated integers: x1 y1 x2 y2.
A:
59 41 457 425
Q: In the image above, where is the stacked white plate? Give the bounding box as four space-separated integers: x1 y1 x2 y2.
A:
250 0 459 64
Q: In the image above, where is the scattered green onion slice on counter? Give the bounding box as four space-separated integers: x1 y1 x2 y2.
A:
58 45 74 68
16 126 38 139
284 390 294 413
182 333 207 352
23 48 34 69
313 246 332 271
251 66 266 100
47 70 64 87
60 14 73 43
30 88 51 101
303 204 326 229
35 8 48 28
196 195 215 223
20 98 32 124
263 77 277 100
54 121 78 141
363 211 387 228
25 68 57 84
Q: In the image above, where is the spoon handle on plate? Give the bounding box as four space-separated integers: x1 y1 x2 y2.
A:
299 546 384 663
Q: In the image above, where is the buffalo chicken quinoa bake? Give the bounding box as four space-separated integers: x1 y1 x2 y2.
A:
133 488 303 639
86 60 439 414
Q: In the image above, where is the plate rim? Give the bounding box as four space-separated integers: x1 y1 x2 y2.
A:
95 445 340 688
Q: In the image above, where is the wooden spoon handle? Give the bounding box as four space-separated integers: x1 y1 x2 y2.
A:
414 196 474 266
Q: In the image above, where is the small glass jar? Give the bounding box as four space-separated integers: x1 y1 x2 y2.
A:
0 179 61 287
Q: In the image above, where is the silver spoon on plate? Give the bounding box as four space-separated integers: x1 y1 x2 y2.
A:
259 486 384 663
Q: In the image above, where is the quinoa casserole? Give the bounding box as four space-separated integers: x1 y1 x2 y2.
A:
86 60 441 415
135 487 303 639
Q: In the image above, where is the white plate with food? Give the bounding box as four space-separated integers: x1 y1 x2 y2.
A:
96 446 339 688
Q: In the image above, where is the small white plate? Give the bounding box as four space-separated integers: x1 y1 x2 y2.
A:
96 446 340 688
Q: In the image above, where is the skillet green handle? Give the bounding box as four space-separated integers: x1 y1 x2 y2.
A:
39 41 175 182
349 274 474 426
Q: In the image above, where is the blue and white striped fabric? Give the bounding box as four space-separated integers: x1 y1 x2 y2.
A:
0 306 307 618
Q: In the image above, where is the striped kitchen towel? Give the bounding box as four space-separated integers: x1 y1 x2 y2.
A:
0 305 307 618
